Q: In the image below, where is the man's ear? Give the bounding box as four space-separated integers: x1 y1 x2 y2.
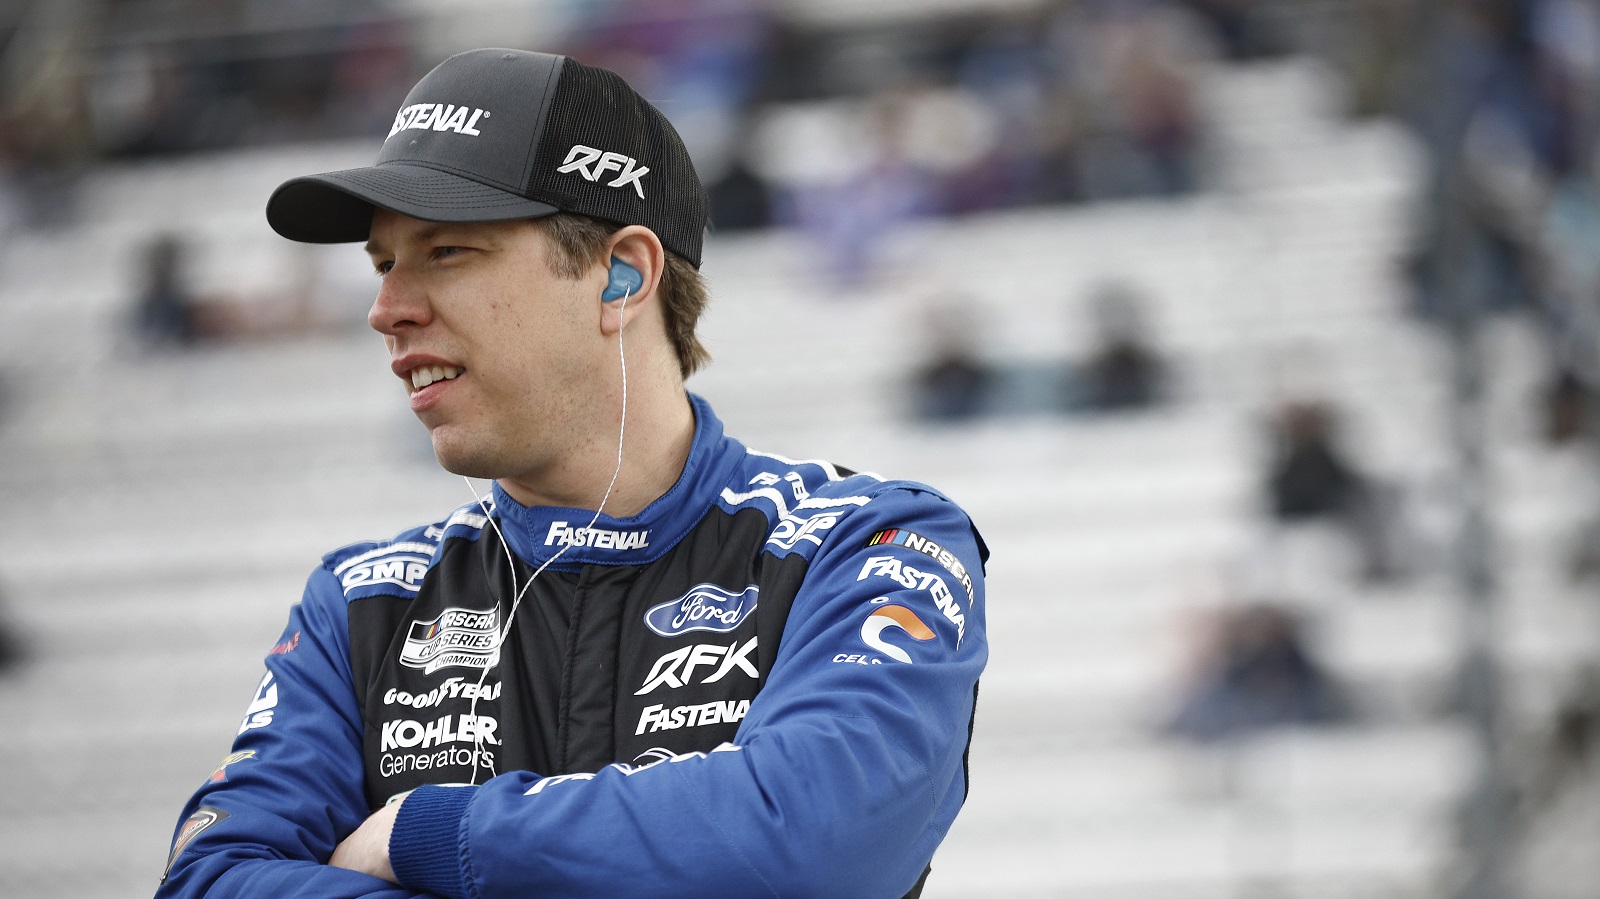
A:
600 226 665 336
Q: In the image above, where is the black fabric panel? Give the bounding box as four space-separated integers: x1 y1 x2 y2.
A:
754 550 808 681
525 59 706 267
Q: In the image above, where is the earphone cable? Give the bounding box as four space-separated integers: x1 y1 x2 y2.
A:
461 284 631 785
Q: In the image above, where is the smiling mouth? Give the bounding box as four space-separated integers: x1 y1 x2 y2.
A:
410 364 463 391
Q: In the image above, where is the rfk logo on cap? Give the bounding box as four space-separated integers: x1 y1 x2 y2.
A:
558 145 649 199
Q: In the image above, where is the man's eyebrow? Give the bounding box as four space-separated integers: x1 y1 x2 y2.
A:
364 223 453 256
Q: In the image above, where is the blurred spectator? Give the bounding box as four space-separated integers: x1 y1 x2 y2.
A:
707 130 772 232
911 296 995 422
1542 366 1592 445
1265 400 1407 582
1071 281 1167 412
130 234 334 350
1512 666 1600 894
0 583 26 676
131 233 204 349
1167 602 1346 743
786 95 934 287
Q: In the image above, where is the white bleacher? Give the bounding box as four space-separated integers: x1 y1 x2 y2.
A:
0 56 1595 898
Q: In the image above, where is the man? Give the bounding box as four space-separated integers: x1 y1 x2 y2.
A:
156 49 987 899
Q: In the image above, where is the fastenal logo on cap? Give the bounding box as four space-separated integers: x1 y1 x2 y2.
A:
388 103 490 139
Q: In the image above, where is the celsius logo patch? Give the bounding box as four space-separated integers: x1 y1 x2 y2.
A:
399 607 500 674
162 806 228 883
645 584 759 638
861 604 936 664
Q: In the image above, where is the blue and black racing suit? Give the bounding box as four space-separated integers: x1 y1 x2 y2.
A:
156 395 988 899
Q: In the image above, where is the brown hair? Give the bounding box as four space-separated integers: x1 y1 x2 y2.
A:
534 213 710 378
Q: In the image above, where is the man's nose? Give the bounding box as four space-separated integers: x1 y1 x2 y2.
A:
368 267 432 335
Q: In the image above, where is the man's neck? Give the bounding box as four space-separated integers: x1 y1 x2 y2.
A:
496 388 696 519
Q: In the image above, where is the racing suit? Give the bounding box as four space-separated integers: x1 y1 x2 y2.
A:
156 395 988 899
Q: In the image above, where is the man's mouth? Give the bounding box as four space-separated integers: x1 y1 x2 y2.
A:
410 365 463 391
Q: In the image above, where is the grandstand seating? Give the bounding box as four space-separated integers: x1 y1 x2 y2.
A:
0 57 1595 898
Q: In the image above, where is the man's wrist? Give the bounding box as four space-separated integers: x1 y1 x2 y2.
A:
389 784 479 897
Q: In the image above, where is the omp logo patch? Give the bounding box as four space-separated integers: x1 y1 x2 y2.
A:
162 806 228 883
644 584 759 638
388 102 488 138
861 604 936 664
341 557 429 592
399 607 500 674
557 144 649 198
767 510 840 551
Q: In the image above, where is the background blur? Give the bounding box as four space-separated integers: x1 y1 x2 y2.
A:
1 0 1598 896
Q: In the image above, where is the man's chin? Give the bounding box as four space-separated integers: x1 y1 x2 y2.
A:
428 433 499 481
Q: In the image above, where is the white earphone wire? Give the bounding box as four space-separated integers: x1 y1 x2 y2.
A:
460 283 631 784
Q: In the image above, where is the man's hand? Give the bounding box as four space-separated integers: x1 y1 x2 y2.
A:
329 799 401 883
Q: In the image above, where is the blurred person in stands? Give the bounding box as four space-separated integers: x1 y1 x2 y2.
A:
131 233 205 349
1070 281 1167 413
155 50 987 899
790 95 933 287
1167 602 1345 743
0 592 24 675
911 295 995 422
1264 399 1407 583
1513 666 1600 895
1543 366 1592 446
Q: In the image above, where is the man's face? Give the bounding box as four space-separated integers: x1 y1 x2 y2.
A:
365 209 608 482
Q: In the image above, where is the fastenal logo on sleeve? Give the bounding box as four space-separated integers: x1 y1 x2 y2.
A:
388 103 489 138
557 144 650 198
400 607 501 674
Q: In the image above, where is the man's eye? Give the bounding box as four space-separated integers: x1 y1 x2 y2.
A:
436 246 464 260
373 261 394 276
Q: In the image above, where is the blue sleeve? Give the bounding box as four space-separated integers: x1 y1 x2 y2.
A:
387 486 988 899
155 564 437 899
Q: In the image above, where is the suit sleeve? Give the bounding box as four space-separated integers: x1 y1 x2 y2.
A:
387 486 988 899
155 564 437 899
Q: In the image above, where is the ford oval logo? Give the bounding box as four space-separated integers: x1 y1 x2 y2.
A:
645 584 760 637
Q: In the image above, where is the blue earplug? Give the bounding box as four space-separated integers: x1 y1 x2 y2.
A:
601 257 644 302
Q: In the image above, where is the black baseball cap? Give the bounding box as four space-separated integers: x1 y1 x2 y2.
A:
266 49 707 267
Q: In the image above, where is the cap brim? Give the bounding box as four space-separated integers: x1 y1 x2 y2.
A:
266 162 561 243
